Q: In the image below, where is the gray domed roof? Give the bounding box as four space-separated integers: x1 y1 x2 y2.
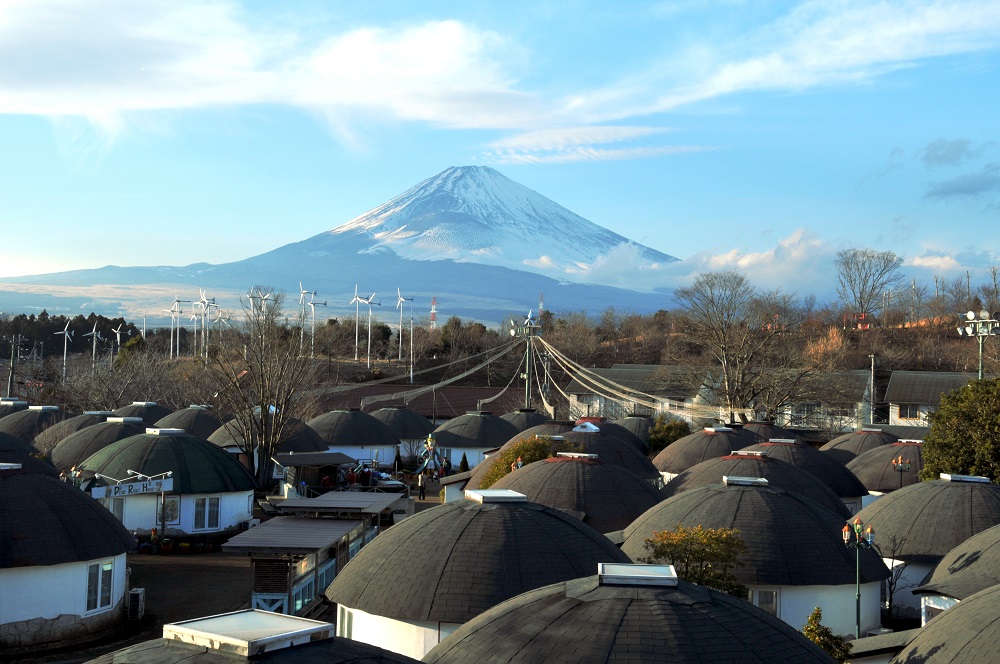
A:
914 523 1000 601
821 428 899 465
664 452 851 518
326 491 631 624
467 423 661 490
0 465 134 568
79 430 257 494
208 416 327 453
306 409 400 447
88 635 423 663
499 408 548 432
32 411 113 453
0 430 37 456
892 584 1000 664
853 475 1000 563
370 406 435 439
0 450 59 477
743 421 798 442
845 441 924 493
0 399 28 419
111 401 173 424
48 419 147 473
492 455 667 533
652 426 758 475
743 440 867 498
155 406 224 440
611 415 654 443
0 406 67 446
424 569 836 664
620 483 889 586
577 417 648 455
431 411 520 450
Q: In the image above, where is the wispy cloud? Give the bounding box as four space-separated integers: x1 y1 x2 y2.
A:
925 163 1000 199
484 126 714 163
579 1 1000 119
908 254 962 270
921 139 993 168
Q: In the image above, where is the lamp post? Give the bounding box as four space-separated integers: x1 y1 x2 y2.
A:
842 517 875 639
956 310 1000 380
891 454 911 491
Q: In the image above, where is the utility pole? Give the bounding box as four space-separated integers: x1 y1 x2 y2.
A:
6 335 17 397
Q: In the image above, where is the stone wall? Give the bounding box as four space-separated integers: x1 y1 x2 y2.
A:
0 597 124 654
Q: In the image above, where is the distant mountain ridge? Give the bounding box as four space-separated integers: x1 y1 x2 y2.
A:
0 166 680 322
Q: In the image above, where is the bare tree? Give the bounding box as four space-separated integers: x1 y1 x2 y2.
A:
207 288 318 487
674 271 804 421
835 248 904 319
875 534 912 624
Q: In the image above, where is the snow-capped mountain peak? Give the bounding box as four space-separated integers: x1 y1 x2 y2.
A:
329 166 677 281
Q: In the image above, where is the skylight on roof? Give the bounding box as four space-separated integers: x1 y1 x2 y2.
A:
557 452 599 459
465 489 527 503
163 609 333 656
147 428 185 436
598 563 678 586
723 476 769 487
940 473 990 483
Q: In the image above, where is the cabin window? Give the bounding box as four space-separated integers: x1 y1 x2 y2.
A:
86 560 114 612
751 589 779 616
898 404 919 419
194 497 220 530
338 606 353 638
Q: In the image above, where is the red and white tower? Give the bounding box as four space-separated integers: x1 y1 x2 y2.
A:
430 297 438 330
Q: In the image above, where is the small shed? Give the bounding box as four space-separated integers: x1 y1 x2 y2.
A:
222 518 366 616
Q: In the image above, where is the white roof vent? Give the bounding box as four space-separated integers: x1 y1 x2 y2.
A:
860 427 883 432
705 427 733 433
162 609 333 656
549 435 565 441
724 476 769 487
107 417 144 423
0 463 23 471
0 398 26 405
84 410 115 416
28 405 59 412
147 428 185 436
465 489 527 503
572 422 600 433
598 563 678 587
557 452 599 459
731 450 767 457
131 401 158 406
940 473 990 483
768 438 797 444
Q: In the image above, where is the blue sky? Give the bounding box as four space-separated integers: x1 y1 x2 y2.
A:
1 0 999 299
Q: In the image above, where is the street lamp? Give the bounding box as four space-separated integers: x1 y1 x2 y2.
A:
842 517 875 639
891 455 911 491
956 310 1000 380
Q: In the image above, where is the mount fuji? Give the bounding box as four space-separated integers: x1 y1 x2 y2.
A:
0 166 681 323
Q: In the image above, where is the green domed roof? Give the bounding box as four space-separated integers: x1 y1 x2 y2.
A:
79 430 256 494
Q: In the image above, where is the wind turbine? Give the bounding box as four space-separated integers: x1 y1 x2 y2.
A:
298 282 314 353
350 284 364 361
169 295 191 359
82 321 102 370
361 292 381 369
307 294 327 359
396 288 414 362
54 321 73 382
112 324 129 355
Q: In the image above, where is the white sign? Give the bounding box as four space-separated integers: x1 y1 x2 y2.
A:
91 477 174 499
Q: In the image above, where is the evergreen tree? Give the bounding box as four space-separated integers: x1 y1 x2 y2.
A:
922 378 1000 481
802 607 852 663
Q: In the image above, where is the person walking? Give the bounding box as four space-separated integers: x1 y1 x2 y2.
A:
417 472 427 500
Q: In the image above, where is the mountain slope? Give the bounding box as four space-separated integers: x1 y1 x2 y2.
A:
326 165 677 279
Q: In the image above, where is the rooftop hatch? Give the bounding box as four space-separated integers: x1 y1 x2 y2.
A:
598 563 678 587
465 489 527 503
723 476 769 487
940 473 990 483
162 609 333 656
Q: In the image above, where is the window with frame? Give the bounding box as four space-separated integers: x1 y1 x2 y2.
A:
898 404 919 420
751 589 779 616
194 497 221 530
105 497 125 523
86 560 114 612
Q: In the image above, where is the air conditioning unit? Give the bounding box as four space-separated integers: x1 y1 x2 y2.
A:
128 588 145 620
241 518 261 531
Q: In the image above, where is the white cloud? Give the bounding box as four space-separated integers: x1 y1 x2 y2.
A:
907 254 962 270
576 1 1000 119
